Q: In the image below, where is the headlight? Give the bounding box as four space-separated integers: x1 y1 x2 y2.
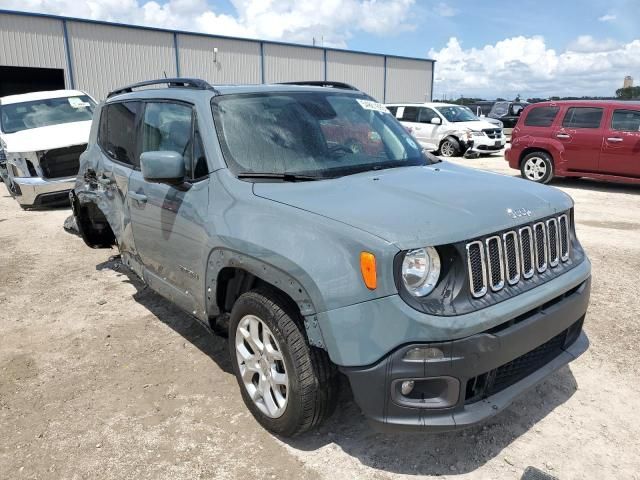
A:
470 130 485 137
401 247 441 297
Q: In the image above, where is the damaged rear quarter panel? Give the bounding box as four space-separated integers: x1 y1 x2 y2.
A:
74 103 137 259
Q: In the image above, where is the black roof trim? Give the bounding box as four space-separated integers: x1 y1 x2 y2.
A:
107 78 219 98
277 81 359 91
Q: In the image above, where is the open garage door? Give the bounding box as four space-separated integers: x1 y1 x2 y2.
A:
0 66 66 97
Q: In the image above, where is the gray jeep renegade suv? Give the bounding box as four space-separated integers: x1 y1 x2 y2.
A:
71 78 591 436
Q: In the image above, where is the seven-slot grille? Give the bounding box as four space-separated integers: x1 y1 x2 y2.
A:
467 214 570 298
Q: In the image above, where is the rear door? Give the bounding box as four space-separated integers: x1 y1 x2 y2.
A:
553 106 604 172
599 107 640 177
95 101 141 258
396 106 428 146
128 100 211 315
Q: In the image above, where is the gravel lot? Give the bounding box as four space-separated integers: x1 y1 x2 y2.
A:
1 153 639 480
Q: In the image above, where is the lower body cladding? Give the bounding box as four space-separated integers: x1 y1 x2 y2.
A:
11 175 75 208
340 277 590 432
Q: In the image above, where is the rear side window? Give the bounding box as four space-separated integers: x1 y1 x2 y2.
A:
400 107 419 122
611 109 640 132
386 106 398 116
99 101 141 166
524 106 559 127
562 107 603 129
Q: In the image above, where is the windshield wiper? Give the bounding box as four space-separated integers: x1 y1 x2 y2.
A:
237 172 323 182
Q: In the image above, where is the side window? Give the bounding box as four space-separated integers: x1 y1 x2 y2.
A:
141 102 194 178
524 106 560 127
611 109 640 132
401 107 419 122
100 101 141 166
562 107 603 129
492 102 508 116
386 106 398 116
418 108 437 123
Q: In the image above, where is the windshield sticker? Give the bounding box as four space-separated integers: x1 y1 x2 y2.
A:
356 99 390 113
68 97 91 109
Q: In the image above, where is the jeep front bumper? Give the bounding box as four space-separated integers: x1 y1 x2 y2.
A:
341 278 589 432
12 175 75 207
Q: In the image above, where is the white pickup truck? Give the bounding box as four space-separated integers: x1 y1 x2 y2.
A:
386 102 506 158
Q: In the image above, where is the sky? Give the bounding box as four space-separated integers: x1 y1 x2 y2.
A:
1 0 639 100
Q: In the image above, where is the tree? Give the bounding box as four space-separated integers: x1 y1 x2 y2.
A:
616 86 640 99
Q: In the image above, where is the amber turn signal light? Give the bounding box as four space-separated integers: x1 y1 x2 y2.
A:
360 252 377 290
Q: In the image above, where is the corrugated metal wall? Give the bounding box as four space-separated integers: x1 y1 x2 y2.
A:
0 12 435 102
326 51 385 101
385 57 432 103
177 34 261 84
67 21 177 99
0 13 69 85
263 44 324 83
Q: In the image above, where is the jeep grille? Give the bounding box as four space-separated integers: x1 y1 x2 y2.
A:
466 213 570 298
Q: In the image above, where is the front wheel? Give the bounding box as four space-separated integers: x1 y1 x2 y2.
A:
520 151 554 184
229 288 338 436
439 137 462 157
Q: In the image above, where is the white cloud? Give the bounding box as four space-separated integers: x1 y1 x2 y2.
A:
0 0 416 47
435 2 458 17
598 13 616 22
568 35 620 53
429 35 640 99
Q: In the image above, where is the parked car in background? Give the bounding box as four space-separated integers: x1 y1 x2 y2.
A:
463 105 503 129
72 78 590 436
507 100 640 184
488 101 529 137
0 90 96 208
386 102 506 157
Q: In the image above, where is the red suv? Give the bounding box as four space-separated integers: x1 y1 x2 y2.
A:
506 100 640 184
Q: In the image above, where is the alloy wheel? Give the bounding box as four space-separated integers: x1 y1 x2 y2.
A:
523 157 547 181
235 314 289 418
440 141 455 157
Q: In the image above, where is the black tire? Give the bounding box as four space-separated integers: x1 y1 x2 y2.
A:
520 151 554 184
439 136 462 157
228 287 338 436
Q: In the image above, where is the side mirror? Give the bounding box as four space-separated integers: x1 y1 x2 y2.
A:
430 117 442 125
140 151 185 184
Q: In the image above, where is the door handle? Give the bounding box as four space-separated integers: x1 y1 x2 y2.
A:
129 192 147 203
606 137 623 143
556 133 571 139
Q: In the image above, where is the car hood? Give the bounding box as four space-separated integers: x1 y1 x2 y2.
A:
1 121 92 153
253 162 573 249
447 119 498 131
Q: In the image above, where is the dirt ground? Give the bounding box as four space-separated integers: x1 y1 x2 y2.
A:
1 154 639 480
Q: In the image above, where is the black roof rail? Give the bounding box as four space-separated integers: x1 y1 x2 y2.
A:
107 78 219 98
277 81 359 91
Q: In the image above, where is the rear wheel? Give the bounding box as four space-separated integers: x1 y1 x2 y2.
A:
521 151 554 184
229 288 338 436
439 137 462 157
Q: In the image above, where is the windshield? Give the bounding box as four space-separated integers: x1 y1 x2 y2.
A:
0 95 95 134
435 106 479 123
211 92 428 178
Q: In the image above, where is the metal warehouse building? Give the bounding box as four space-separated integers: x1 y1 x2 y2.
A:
0 10 434 102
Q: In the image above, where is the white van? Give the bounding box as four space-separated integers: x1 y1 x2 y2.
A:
386 102 506 157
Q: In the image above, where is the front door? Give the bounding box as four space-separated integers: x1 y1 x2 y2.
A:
128 100 211 316
599 108 640 177
553 106 604 172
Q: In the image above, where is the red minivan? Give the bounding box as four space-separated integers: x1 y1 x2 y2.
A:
506 100 640 184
